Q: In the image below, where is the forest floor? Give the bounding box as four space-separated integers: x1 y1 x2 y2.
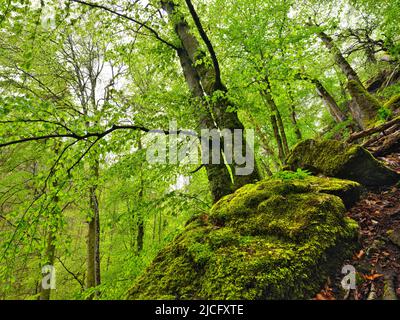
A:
315 151 400 300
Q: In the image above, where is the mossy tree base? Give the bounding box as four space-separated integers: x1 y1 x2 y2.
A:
286 139 400 186
347 80 381 129
127 177 359 300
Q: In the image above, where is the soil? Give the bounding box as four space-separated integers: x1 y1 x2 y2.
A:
315 152 400 300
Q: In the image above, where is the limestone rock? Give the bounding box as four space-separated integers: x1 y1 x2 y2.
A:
286 139 400 186
127 177 359 300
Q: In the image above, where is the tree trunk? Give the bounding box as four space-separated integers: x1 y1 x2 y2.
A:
136 136 144 253
40 146 60 301
259 84 288 163
86 160 100 297
347 80 381 129
289 104 302 141
312 78 347 123
247 114 280 168
163 1 260 202
176 41 234 202
316 30 378 128
317 31 362 84
136 219 144 253
270 114 286 164
276 110 289 156
287 84 303 141
261 77 289 155
39 231 56 300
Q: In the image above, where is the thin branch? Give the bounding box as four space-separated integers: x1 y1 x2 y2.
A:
56 257 85 290
184 0 222 89
43 140 80 188
189 164 204 174
69 0 178 51
0 124 198 148
66 137 101 175
0 119 74 133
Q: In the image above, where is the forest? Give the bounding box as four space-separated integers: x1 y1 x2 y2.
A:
0 0 400 301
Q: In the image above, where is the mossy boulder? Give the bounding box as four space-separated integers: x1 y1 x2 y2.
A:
127 177 359 300
286 139 400 186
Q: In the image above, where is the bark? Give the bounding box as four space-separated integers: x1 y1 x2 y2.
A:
40 146 60 301
260 86 288 163
274 106 289 156
312 78 347 123
369 129 400 157
347 80 381 129
261 77 289 156
86 160 100 297
317 30 362 84
271 114 286 164
175 38 233 202
290 106 302 141
363 124 400 147
136 136 144 253
136 219 144 253
247 114 280 168
287 84 302 141
39 231 56 300
316 30 379 128
162 1 260 201
259 158 273 177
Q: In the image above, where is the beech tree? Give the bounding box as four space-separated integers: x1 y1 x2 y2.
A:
0 0 399 300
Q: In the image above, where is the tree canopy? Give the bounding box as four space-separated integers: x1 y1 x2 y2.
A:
0 0 399 300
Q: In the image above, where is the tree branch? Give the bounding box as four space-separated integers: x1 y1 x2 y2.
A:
189 164 204 174
184 0 223 89
347 116 400 143
55 256 85 290
69 0 178 51
0 124 198 148
0 119 74 133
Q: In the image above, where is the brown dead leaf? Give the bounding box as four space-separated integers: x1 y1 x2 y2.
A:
363 273 384 281
355 249 365 260
314 292 335 300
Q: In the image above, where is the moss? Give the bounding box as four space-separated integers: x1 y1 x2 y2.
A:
286 139 400 186
347 80 381 128
127 176 359 300
304 175 361 209
384 94 400 111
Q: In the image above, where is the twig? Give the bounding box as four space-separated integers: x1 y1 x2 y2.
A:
56 257 85 290
0 124 197 149
69 0 178 51
189 164 205 174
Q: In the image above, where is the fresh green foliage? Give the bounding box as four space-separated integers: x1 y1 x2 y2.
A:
0 0 399 300
377 106 393 121
272 169 311 180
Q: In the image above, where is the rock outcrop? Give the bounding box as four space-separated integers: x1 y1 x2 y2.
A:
128 176 359 300
286 139 400 186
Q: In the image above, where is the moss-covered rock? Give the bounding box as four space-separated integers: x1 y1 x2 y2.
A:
127 177 359 300
286 139 400 186
384 94 400 112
